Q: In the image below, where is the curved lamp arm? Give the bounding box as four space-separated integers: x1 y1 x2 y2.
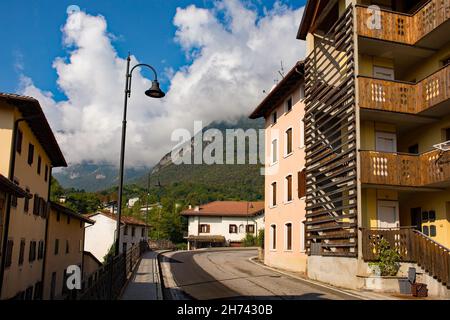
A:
127 62 159 97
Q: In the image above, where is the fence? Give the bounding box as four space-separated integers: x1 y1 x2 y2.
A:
63 241 148 300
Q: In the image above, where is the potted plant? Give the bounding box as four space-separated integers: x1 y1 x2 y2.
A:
368 238 401 276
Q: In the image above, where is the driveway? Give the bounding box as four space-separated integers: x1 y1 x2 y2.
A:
160 248 361 300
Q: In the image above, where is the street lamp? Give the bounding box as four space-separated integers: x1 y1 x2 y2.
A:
114 53 165 256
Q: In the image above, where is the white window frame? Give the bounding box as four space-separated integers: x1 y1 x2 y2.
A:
270 224 277 251
300 220 306 252
284 173 293 204
271 139 279 165
299 120 305 149
299 83 305 101
284 222 293 252
284 126 294 158
270 180 278 208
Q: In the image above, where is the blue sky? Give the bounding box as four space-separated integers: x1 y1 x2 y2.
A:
0 0 305 99
2 0 306 166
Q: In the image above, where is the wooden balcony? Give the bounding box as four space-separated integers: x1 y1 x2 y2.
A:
360 150 450 187
358 64 450 114
356 1 450 45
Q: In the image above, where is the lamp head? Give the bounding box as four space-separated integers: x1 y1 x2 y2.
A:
145 80 165 98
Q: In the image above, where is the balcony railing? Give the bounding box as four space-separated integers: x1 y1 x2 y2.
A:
361 227 450 286
356 0 450 45
358 64 450 114
360 149 450 187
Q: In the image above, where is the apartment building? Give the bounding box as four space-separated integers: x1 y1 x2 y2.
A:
84 211 149 263
297 0 450 295
182 201 264 250
0 93 67 300
43 202 94 300
249 63 308 273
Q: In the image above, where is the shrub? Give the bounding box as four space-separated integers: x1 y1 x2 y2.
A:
242 233 257 247
369 238 401 276
256 229 264 249
175 243 188 251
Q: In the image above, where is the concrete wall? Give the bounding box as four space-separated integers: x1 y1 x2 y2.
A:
0 102 52 299
307 256 360 290
43 208 85 299
187 214 264 243
263 82 308 273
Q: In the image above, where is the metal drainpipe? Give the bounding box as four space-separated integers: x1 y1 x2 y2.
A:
40 166 52 300
0 118 23 299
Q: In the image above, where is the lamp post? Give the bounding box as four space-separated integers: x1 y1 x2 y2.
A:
114 53 165 257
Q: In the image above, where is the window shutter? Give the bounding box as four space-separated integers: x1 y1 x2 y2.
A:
298 169 306 198
207 225 210 233
33 194 39 215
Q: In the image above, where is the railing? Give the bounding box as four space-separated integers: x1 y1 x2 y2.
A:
358 64 450 114
63 241 148 300
356 0 450 45
361 227 450 286
360 149 450 186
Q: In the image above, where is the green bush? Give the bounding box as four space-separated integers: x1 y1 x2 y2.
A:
256 229 264 249
242 233 257 247
175 243 188 251
369 238 401 276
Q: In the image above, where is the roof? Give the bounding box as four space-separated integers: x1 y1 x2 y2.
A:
0 174 30 198
90 211 149 227
297 0 328 40
181 201 265 217
0 93 67 167
249 61 304 119
185 235 226 243
50 202 95 224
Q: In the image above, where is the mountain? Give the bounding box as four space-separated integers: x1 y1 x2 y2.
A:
134 116 265 201
53 162 149 192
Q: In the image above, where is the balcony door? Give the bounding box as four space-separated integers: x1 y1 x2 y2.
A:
376 131 397 152
377 200 399 229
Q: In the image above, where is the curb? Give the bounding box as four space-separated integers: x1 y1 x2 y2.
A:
247 256 385 300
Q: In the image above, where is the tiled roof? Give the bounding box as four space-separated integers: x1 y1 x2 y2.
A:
92 210 149 227
0 174 30 198
50 202 95 224
0 92 67 167
181 201 265 217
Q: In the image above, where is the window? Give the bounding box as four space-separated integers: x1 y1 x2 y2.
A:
408 144 419 154
239 224 245 233
50 272 57 300
299 84 305 100
11 179 19 208
199 224 210 233
122 242 127 253
246 224 255 234
5 240 13 268
141 228 145 237
429 210 436 221
16 129 23 154
24 188 30 213
44 165 49 182
285 175 293 202
33 194 39 216
271 139 278 164
29 240 36 262
272 111 277 124
271 182 277 207
37 156 42 175
34 282 43 300
25 286 33 300
54 239 59 255
132 226 136 237
285 128 293 155
286 97 293 112
285 223 292 251
299 120 305 149
446 128 450 141
270 225 276 250
298 169 306 198
28 143 34 166
66 240 69 254
429 225 437 237
422 225 429 236
124 225 128 235
38 241 44 260
19 239 26 266
229 224 238 234
300 221 306 252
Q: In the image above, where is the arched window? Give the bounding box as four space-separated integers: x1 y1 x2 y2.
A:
239 224 245 233
270 225 277 250
285 223 292 251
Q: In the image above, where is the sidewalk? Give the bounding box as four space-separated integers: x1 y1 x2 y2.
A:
120 250 163 300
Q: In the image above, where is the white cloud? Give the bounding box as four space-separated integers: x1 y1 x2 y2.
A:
20 0 305 167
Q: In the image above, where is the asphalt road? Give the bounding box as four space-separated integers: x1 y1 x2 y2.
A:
160 248 360 300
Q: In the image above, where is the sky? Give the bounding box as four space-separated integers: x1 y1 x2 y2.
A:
0 0 307 167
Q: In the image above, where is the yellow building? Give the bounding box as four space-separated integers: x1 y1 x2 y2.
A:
43 202 94 300
298 0 449 296
0 93 67 299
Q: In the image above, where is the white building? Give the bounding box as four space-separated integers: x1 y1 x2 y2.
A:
127 197 140 208
181 201 265 250
84 211 149 263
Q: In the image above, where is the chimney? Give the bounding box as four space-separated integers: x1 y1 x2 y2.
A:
194 206 200 212
188 205 192 210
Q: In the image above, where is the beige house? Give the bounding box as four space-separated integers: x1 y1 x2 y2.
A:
0 93 67 300
43 202 94 300
249 62 308 273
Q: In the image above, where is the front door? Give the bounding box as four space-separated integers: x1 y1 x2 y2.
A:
376 132 397 152
410 207 422 231
377 201 399 228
